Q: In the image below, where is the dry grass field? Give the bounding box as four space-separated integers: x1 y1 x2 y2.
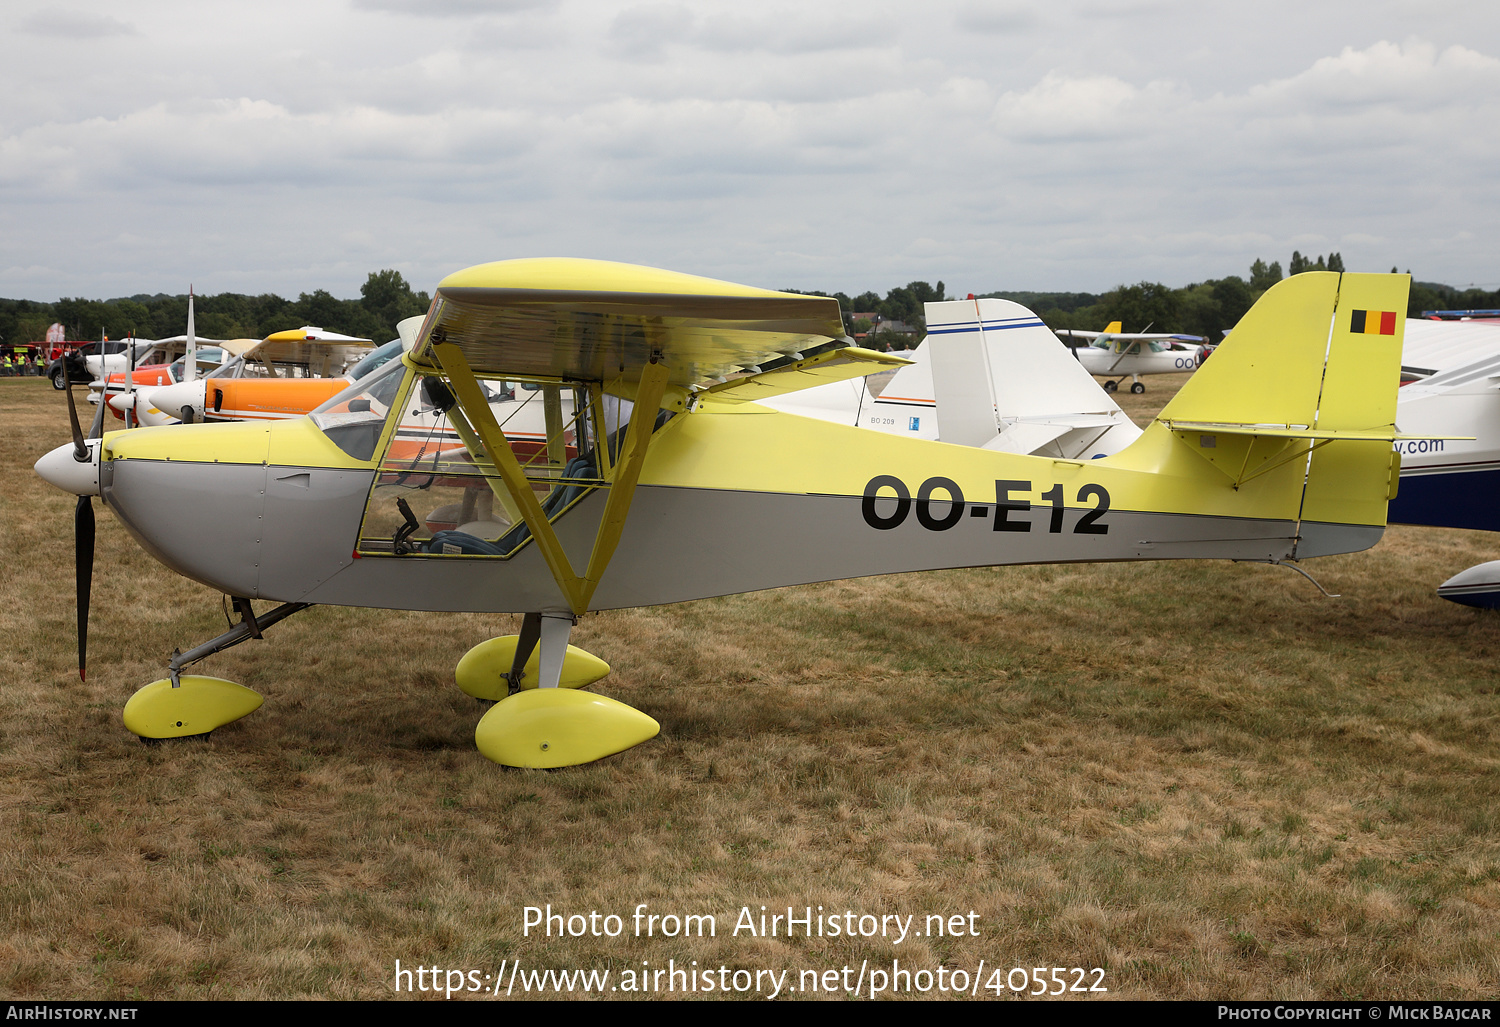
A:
1 373 1498 1000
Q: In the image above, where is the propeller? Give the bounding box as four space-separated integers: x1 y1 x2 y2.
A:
63 382 102 681
74 488 94 681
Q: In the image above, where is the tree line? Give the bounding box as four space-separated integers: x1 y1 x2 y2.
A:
984 253 1497 341
0 270 429 348
793 253 1496 344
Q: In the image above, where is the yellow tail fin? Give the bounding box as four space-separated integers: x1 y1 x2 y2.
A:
1144 272 1408 556
1159 271 1406 432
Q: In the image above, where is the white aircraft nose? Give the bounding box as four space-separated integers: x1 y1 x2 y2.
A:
107 386 181 425
147 380 206 423
34 439 102 497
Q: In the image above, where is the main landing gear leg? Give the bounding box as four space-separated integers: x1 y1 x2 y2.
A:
468 611 659 768
510 612 543 693
122 600 312 741
536 612 573 690
454 611 609 700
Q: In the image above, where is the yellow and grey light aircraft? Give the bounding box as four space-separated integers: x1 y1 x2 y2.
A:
36 260 1413 768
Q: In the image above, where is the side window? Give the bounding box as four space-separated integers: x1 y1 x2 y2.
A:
353 375 606 558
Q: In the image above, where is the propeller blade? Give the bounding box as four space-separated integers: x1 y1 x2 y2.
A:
86 384 107 440
75 495 95 681
64 383 87 459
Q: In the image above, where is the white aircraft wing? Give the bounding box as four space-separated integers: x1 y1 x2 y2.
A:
1401 318 1500 377
1056 329 1207 343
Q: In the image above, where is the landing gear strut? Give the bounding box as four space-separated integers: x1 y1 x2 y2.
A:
122 600 312 740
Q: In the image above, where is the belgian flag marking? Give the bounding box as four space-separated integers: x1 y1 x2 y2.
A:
1350 309 1397 336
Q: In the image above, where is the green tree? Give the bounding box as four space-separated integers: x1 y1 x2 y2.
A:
880 286 918 326
1249 259 1281 292
360 269 429 340
780 288 853 312
1409 283 1441 318
1099 281 1180 332
1180 276 1253 339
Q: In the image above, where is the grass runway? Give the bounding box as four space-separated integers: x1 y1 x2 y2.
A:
1 375 1497 999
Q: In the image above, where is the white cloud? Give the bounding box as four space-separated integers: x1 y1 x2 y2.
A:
19 9 136 37
1248 40 1500 111
351 0 553 15
2 4 1500 298
992 72 1190 141
954 2 1040 33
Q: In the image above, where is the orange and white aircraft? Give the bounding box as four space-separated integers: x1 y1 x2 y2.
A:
123 327 377 426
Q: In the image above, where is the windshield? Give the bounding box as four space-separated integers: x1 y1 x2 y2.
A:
345 339 403 382
165 348 230 381
310 358 408 460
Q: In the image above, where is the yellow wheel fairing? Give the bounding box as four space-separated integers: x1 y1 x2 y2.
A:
123 676 264 739
455 636 611 700
474 688 659 768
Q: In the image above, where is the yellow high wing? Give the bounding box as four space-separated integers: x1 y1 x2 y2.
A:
405 257 853 614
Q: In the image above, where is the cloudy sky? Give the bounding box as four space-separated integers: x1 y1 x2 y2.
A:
2 0 1496 301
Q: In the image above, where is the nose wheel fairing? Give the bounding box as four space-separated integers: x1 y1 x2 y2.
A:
124 676 264 740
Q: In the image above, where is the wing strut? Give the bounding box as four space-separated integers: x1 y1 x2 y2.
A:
430 341 670 615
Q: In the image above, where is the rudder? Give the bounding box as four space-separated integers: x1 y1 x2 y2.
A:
1298 272 1408 554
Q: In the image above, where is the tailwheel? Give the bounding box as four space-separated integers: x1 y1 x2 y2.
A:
123 676 263 741
455 635 611 701
474 689 659 768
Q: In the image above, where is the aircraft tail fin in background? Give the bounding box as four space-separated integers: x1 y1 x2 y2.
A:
1121 272 1409 558
922 298 1141 458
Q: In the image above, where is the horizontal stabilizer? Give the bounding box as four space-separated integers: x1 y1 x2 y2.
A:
980 421 1072 454
1160 419 1470 442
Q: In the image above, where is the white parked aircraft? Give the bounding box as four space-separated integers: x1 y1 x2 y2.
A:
1384 318 1500 606
1055 321 1210 393
763 298 1142 460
